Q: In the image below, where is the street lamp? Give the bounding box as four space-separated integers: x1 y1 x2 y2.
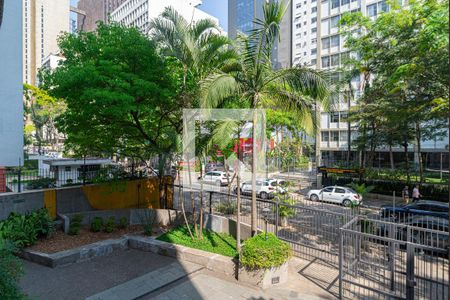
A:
262 207 270 241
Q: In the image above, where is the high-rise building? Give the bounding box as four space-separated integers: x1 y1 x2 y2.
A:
23 0 70 85
110 0 220 33
77 0 127 32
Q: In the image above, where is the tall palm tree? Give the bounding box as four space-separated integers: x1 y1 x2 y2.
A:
201 2 329 235
150 7 234 239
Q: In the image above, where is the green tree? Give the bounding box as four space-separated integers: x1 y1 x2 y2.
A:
201 2 329 235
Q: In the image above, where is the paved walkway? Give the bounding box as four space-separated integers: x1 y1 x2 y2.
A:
21 250 337 300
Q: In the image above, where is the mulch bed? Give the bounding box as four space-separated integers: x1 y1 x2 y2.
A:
26 225 149 254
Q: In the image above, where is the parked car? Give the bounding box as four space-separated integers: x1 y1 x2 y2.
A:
205 162 224 172
234 179 286 199
307 186 362 207
199 171 230 186
380 200 449 220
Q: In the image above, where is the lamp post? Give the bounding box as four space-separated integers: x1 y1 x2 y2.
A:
262 207 270 241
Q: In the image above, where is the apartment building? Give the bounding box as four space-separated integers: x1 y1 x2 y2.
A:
110 0 218 33
23 0 70 85
77 0 127 32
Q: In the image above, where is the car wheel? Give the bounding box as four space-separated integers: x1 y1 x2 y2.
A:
215 180 221 186
260 192 268 199
310 194 319 201
343 199 352 207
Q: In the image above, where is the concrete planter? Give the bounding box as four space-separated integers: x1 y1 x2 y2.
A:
239 261 289 289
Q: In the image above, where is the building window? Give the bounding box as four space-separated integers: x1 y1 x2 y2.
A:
330 112 340 123
321 56 330 67
378 1 389 13
304 21 307 25
311 48 317 55
367 4 377 17
296 43 302 48
331 35 340 47
311 27 317 33
331 54 340 66
340 112 348 121
330 15 341 28
311 59 317 65
331 0 340 9
341 52 350 64
341 0 350 5
312 7 317 13
331 131 339 142
340 131 348 141
321 131 330 142
312 38 317 44
296 23 302 29
311 17 317 23
65 166 71 172
322 37 330 49
296 3 301 9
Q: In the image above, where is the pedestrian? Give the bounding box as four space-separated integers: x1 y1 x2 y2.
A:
402 186 410 204
412 184 421 202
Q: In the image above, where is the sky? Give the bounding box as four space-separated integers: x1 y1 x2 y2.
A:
71 0 228 31
199 0 228 31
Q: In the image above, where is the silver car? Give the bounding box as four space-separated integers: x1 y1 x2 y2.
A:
307 186 362 207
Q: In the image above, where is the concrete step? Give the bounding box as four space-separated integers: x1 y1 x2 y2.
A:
86 261 204 300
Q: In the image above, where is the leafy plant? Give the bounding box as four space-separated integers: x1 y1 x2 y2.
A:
103 217 116 233
348 182 375 197
214 201 237 215
240 233 291 270
0 240 26 299
68 214 83 235
137 210 156 236
275 195 296 218
118 217 128 229
90 217 103 233
26 177 56 190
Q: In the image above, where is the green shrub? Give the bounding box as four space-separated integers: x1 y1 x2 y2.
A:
26 177 56 190
137 210 156 236
68 214 84 235
103 217 116 233
215 201 237 215
0 209 54 248
275 195 296 218
90 217 103 232
0 240 27 299
118 217 128 229
240 233 291 270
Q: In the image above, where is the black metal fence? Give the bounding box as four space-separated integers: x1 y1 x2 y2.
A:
0 166 153 193
172 185 448 299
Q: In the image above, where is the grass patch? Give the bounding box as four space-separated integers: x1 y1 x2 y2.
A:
157 226 238 258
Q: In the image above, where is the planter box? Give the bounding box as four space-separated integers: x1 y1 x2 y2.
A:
239 261 289 289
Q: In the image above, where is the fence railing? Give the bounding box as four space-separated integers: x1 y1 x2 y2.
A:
172 184 448 299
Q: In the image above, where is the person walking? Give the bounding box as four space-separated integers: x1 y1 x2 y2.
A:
412 185 421 202
402 186 410 204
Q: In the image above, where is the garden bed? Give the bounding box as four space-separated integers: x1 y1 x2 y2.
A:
27 225 146 254
157 226 238 258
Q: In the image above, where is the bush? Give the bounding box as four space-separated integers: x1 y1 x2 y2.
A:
90 217 103 232
215 201 237 215
118 217 128 229
0 209 54 248
240 233 291 270
137 210 156 236
0 240 26 299
103 217 116 233
275 196 296 218
68 214 83 235
26 177 56 190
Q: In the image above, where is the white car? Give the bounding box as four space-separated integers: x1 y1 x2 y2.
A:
307 186 362 207
235 179 286 199
200 171 230 186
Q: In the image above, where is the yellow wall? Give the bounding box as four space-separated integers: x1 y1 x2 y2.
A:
44 189 57 218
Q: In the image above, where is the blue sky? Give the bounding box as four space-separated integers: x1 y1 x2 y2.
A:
199 0 228 31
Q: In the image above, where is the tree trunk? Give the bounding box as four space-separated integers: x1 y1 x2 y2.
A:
404 139 410 184
347 81 353 167
236 133 241 252
415 122 424 184
389 144 395 170
178 167 194 239
251 109 257 236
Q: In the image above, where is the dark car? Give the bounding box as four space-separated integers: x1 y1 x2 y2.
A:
380 200 448 220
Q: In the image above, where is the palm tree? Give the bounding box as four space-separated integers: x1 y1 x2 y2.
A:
150 7 233 239
201 2 329 235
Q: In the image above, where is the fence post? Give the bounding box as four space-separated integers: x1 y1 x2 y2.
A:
17 169 21 193
388 223 396 291
209 191 212 214
406 242 415 300
275 196 279 237
339 228 344 300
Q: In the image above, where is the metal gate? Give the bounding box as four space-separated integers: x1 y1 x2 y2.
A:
339 216 449 300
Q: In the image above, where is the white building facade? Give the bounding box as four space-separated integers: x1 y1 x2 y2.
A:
110 0 219 33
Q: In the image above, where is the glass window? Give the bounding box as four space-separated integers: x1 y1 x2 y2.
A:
340 112 348 121
311 38 317 44
311 59 317 65
331 35 340 47
331 54 340 66
311 17 317 23
296 3 301 8
65 166 71 172
378 1 389 12
296 23 301 29
330 15 341 28
323 187 334 192
322 37 330 49
331 131 339 141
341 0 350 5
340 52 350 64
367 4 377 17
321 56 330 67
340 131 348 141
312 7 317 13
331 0 340 9
334 188 346 194
331 112 340 123
311 48 317 55
321 131 330 142
311 27 317 33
